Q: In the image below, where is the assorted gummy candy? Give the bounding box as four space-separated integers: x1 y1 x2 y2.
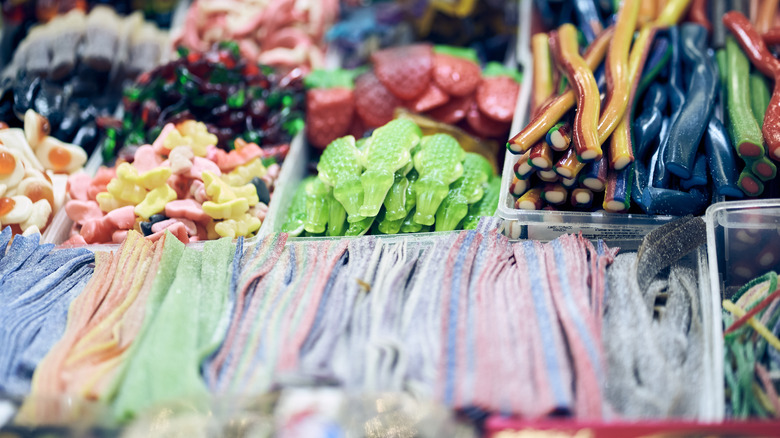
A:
112 42 306 163
284 118 499 236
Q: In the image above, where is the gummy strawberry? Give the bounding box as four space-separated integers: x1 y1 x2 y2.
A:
465 101 511 138
371 44 434 100
354 72 401 128
426 94 473 125
475 75 519 123
305 87 355 149
405 83 449 113
432 53 482 97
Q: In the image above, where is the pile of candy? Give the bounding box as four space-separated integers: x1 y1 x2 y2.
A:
285 118 501 237
304 44 521 149
0 6 168 155
0 110 87 236
507 0 780 215
722 271 780 418
63 120 279 245
113 42 305 162
174 0 339 72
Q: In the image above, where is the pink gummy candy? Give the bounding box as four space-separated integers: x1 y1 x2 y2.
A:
147 221 189 244
152 124 178 155
132 145 163 173
80 219 113 244
112 230 128 244
65 200 104 226
67 173 92 202
104 205 136 230
165 199 210 224
189 156 222 179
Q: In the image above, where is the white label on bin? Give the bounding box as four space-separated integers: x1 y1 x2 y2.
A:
528 224 645 242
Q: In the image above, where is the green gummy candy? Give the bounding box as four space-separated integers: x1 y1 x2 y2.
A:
345 216 375 236
400 208 423 233
749 72 770 129
281 177 313 236
113 245 210 421
304 177 330 234
433 45 480 63
197 238 235 362
482 61 523 83
359 119 421 218
303 67 366 89
317 135 366 223
435 153 492 232
327 190 347 237
383 173 412 221
412 133 465 226
462 176 502 230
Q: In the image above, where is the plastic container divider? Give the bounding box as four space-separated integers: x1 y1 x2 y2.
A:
497 0 674 250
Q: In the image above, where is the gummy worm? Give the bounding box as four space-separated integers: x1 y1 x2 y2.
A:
723 299 780 352
529 141 554 170
704 117 743 198
602 166 631 212
762 27 780 45
507 27 614 154
532 33 555 113
598 0 639 165
665 24 719 180
738 168 765 197
574 0 604 44
541 183 567 205
545 120 572 151
571 188 593 208
725 34 765 159
578 156 608 191
509 176 530 197
724 287 780 335
688 0 712 33
608 0 693 170
756 0 779 34
513 151 535 179
553 24 602 161
538 169 560 182
724 11 780 161
514 187 543 210
553 146 586 179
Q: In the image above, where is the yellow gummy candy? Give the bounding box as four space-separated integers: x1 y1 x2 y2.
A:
163 121 216 157
134 184 177 219
202 171 237 203
214 213 261 238
134 167 172 190
96 192 132 212
231 184 259 206
106 178 147 205
222 158 267 186
206 220 221 240
202 198 249 220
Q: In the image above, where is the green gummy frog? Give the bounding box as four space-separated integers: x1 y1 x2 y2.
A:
462 176 502 230
304 177 331 234
435 153 493 232
317 135 366 223
359 119 422 218
412 134 465 226
281 177 314 236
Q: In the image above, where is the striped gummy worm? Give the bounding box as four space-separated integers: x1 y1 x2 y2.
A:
512 240 574 414
544 235 608 418
298 237 377 379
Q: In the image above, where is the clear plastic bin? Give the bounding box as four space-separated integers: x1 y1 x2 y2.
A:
705 200 780 420
496 0 675 249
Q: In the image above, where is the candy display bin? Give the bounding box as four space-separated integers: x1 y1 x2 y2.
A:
40 132 306 248
496 0 676 251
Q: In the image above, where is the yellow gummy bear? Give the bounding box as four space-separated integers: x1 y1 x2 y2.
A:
106 178 147 205
202 198 249 220
96 192 133 212
222 158 267 187
202 171 237 203
214 213 261 238
202 171 259 206
134 184 177 219
162 121 216 157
